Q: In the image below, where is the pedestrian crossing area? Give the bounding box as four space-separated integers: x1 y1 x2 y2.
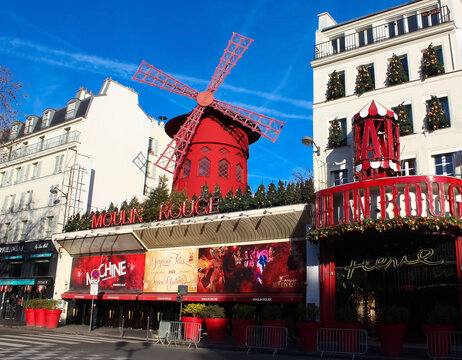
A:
0 332 143 359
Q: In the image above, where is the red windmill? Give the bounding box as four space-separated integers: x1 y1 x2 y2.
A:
132 33 285 198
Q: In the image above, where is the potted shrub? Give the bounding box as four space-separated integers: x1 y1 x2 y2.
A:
232 304 257 346
423 305 458 357
182 303 205 340
44 299 62 329
23 298 38 326
261 304 288 348
336 306 361 353
295 303 322 352
33 299 48 327
202 304 228 344
376 305 410 357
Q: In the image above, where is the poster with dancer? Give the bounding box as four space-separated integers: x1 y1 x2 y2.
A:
197 241 305 293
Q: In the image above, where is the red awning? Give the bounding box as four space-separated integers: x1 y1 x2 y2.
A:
138 292 302 303
61 292 140 300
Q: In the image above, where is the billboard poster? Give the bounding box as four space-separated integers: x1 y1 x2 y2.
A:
144 248 198 292
70 254 145 291
198 241 306 293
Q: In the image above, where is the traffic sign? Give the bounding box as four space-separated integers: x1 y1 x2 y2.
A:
90 282 99 296
91 269 101 281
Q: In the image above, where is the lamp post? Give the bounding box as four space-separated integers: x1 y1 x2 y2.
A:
301 136 320 156
50 187 68 231
302 136 327 190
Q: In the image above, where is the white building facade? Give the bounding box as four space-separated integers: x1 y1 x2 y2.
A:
0 79 172 321
311 0 462 190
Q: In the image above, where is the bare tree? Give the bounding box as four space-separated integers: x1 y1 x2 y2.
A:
0 66 26 131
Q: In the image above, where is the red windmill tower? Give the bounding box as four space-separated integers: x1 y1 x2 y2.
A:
132 33 285 198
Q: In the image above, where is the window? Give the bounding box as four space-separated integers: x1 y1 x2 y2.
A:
391 104 414 135
400 158 416 176
434 153 454 176
331 36 346 53
201 146 210 154
33 260 50 277
65 102 76 120
45 216 54 238
42 111 51 128
38 136 45 151
426 96 450 127
25 117 36 134
198 157 210 177
182 159 191 178
236 164 243 183
366 64 375 87
219 148 229 155
20 220 28 241
7 261 22 277
31 162 40 179
2 223 10 242
25 190 33 209
358 27 373 47
8 194 15 213
435 47 444 65
399 55 409 79
332 169 348 186
14 167 22 184
49 187 58 206
328 118 347 148
218 159 229 178
0 171 5 187
53 155 64 174
9 123 21 140
407 13 418 32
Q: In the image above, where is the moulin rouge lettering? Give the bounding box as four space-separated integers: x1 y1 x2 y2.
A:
344 248 444 280
158 196 220 220
91 208 143 229
86 260 127 285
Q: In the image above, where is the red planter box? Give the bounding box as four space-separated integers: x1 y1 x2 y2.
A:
24 308 35 326
33 308 46 327
45 309 63 328
377 323 407 357
336 322 362 353
423 324 455 357
262 320 289 348
182 316 202 341
296 321 323 352
232 319 257 346
204 318 228 344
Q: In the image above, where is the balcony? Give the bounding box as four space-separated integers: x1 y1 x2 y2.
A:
314 6 450 60
0 130 81 164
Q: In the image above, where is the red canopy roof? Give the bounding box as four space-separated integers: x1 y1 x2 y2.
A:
353 100 398 122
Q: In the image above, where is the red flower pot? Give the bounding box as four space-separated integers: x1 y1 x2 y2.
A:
296 321 323 352
204 318 228 344
232 318 257 346
24 308 35 326
423 324 454 357
45 309 63 328
33 308 46 327
377 323 407 357
337 322 362 353
262 320 289 348
182 316 202 341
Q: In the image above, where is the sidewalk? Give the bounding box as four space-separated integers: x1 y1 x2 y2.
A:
0 320 429 359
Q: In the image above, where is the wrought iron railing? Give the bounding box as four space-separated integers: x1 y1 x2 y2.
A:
0 130 81 164
314 6 450 60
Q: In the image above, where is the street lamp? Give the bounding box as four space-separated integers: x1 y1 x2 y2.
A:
50 186 68 231
301 136 321 156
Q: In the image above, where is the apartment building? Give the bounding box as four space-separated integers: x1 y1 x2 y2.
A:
311 0 462 190
0 78 172 321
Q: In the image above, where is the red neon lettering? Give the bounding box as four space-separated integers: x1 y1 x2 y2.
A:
195 198 209 216
342 191 350 224
182 200 195 217
404 183 422 217
103 213 112 227
113 211 126 226
448 184 462 218
426 181 446 217
130 208 143 224
352 187 370 221
379 185 399 218
209 196 220 214
158 204 169 220
91 213 105 228
168 202 182 219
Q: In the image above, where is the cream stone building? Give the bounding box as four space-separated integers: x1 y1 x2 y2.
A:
310 0 462 190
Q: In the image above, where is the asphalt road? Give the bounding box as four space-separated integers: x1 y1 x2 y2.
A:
0 327 315 360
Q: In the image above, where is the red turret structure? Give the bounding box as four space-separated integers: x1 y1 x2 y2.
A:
133 33 285 198
353 100 400 180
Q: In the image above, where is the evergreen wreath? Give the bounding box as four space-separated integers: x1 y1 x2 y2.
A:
387 54 408 85
328 119 346 148
355 65 375 95
396 104 413 136
422 43 444 78
426 95 449 131
326 70 345 100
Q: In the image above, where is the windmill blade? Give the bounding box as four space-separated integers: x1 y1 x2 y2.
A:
207 33 254 93
133 60 199 99
211 100 285 143
154 105 205 176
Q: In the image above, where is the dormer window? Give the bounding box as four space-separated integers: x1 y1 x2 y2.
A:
42 111 51 128
25 116 37 134
65 101 77 120
9 122 22 140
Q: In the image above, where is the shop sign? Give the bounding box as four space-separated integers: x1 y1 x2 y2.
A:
315 176 462 228
344 248 444 279
0 245 24 254
91 208 143 229
36 278 53 285
158 196 220 220
30 253 52 258
70 254 145 291
0 279 34 285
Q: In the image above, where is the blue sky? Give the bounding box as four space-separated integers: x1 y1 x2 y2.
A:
0 0 405 191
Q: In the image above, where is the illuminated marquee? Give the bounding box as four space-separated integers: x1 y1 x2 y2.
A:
159 196 220 220
91 208 143 229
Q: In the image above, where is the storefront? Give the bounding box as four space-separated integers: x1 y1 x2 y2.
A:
54 204 312 328
0 240 57 321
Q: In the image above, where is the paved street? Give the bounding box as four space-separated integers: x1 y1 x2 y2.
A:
0 327 316 360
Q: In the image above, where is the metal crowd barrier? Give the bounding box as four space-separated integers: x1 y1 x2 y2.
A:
167 321 202 349
245 325 288 356
427 331 462 359
317 328 368 360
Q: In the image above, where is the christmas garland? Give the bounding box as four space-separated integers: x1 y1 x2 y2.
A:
307 216 462 243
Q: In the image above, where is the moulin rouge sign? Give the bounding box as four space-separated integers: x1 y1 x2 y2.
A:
315 175 462 229
91 196 220 229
